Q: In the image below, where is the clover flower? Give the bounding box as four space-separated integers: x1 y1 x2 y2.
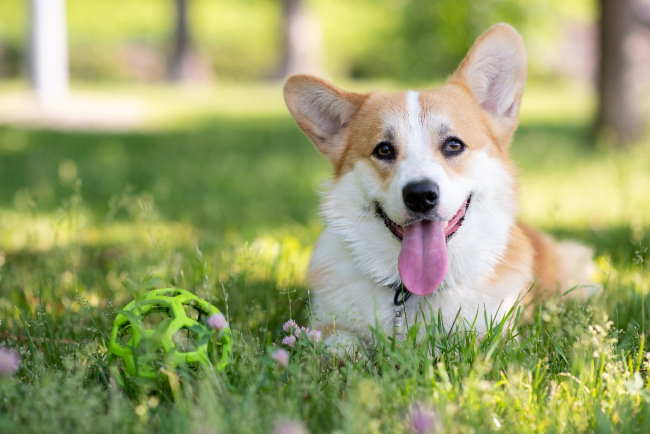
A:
307 329 321 343
272 348 289 367
408 402 439 434
282 319 298 333
282 335 297 347
207 313 228 331
280 319 322 347
273 418 307 434
0 347 20 375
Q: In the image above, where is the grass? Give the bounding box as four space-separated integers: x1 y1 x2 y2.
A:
0 80 649 433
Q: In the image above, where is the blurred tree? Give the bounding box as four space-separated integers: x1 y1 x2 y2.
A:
594 0 645 145
277 0 322 77
168 0 192 82
29 0 69 106
350 0 530 81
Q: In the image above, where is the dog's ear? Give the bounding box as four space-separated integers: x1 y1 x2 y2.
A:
284 75 366 161
451 23 527 137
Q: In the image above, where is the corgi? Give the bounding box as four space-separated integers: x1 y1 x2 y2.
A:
283 23 597 350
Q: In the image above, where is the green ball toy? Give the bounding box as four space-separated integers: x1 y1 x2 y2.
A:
109 288 232 382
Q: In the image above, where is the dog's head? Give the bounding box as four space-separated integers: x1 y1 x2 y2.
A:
284 24 526 296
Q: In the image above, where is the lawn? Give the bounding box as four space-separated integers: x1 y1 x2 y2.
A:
0 80 649 433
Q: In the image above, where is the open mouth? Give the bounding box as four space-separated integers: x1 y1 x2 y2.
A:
374 194 472 242
374 195 472 297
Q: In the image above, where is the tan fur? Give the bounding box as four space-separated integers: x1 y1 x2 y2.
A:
519 224 598 302
337 92 407 179
332 84 514 185
283 74 367 166
449 23 527 143
491 224 535 286
286 53 523 192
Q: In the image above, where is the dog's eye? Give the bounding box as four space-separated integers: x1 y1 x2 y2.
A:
441 137 466 157
372 141 396 161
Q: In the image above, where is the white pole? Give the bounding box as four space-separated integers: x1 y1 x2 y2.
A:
30 0 69 108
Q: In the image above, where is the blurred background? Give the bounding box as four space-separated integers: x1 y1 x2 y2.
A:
0 1 649 330
0 0 649 138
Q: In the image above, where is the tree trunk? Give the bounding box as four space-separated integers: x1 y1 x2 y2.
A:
168 0 192 82
29 0 69 107
594 0 644 145
277 0 322 78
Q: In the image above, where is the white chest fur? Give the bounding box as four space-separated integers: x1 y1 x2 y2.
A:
308 226 530 345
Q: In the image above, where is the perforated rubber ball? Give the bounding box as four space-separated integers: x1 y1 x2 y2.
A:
109 288 232 381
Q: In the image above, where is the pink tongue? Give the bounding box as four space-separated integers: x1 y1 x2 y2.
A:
398 220 448 296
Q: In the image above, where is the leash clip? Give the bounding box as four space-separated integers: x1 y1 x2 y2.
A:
392 283 411 341
393 283 411 306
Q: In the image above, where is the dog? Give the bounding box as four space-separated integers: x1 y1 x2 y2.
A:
283 23 597 350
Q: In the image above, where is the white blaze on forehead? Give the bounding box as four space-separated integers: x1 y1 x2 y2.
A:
399 90 449 183
401 91 430 180
377 91 470 223
406 91 423 143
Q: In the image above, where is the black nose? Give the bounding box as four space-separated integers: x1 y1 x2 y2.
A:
402 180 439 214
